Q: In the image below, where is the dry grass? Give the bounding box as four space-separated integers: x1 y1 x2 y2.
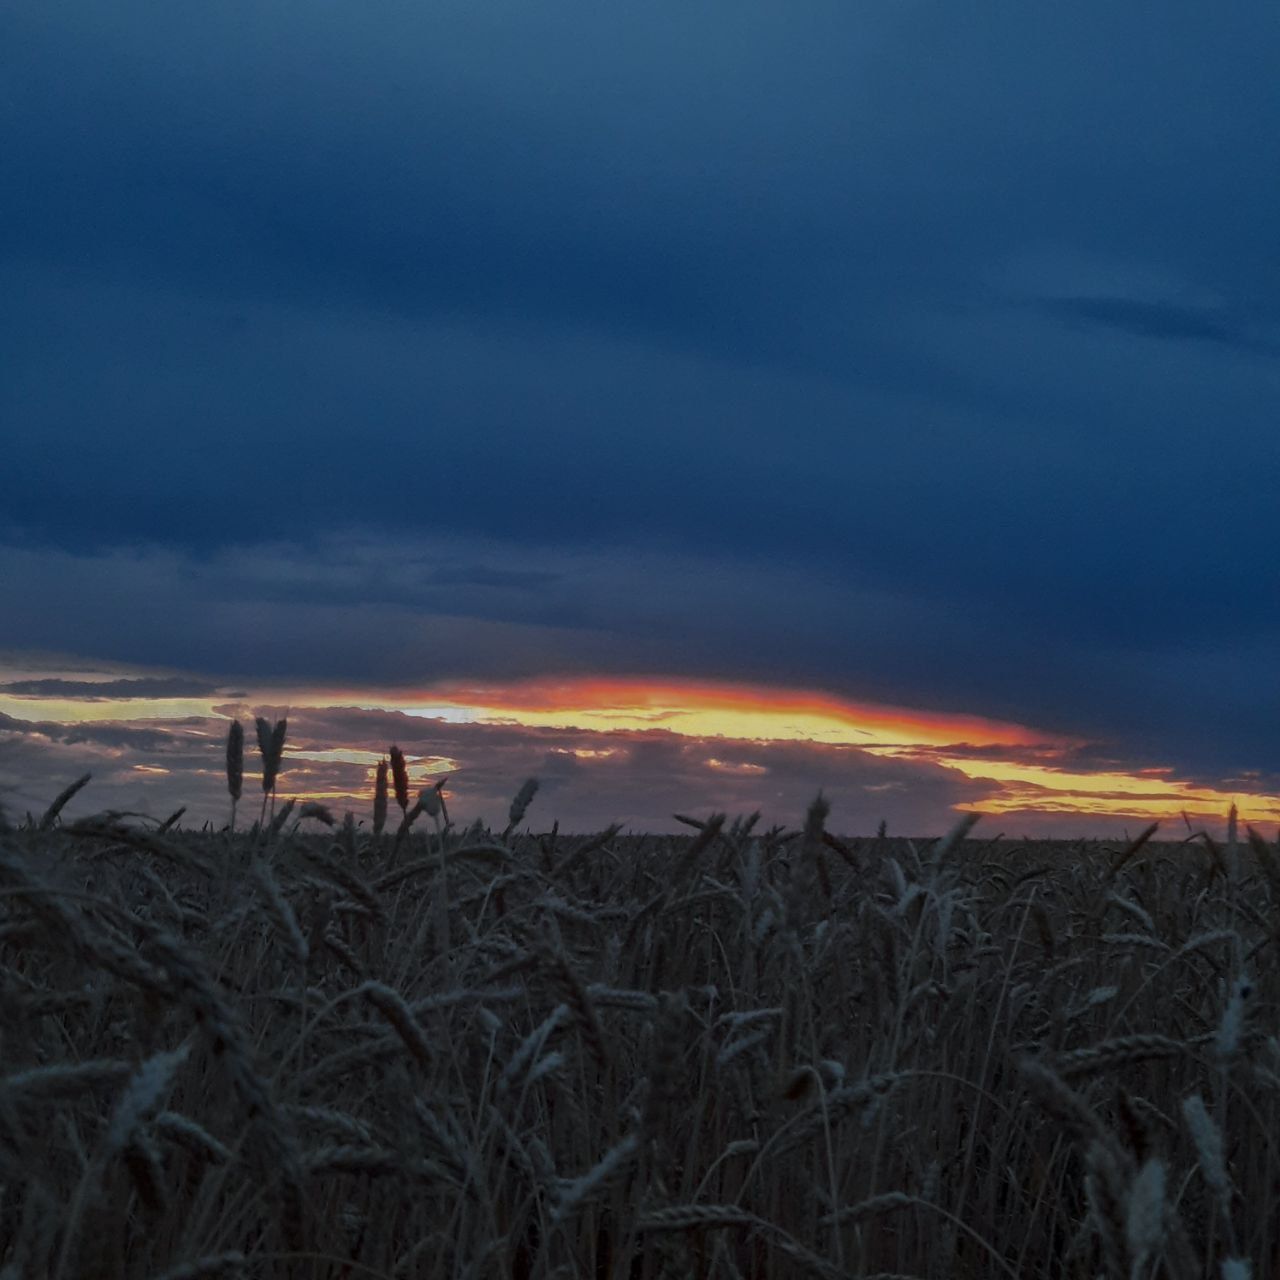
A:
1 775 1278 1278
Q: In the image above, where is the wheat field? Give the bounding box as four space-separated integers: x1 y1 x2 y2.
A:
1 731 1277 1278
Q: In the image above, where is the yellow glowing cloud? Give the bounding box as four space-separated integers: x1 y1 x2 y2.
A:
289 749 459 773
0 695 224 723
938 756 1280 823
392 676 1060 751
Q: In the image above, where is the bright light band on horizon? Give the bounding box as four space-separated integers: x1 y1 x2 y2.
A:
3 666 1278 825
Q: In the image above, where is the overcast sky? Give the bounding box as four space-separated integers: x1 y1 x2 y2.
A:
2 2 1278 831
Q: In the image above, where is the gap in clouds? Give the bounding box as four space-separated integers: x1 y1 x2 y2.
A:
1 657 1276 837
0 699 986 835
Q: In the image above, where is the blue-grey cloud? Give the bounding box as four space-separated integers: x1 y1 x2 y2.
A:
0 677 226 699
1034 296 1277 352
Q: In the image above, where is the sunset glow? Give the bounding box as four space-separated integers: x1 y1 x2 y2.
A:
4 664 1277 829
386 676 1280 824
935 757 1280 823
190 679 1280 824
393 676 1062 749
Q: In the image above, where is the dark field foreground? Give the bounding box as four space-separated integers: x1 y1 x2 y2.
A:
2 796 1278 1279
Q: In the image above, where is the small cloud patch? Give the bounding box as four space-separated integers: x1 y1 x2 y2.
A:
706 757 767 776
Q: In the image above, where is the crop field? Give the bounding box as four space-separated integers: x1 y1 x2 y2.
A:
1 744 1278 1278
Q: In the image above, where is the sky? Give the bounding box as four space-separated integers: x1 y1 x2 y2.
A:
2 2 1279 835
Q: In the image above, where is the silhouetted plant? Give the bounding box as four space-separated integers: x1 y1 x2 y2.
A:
225 720 244 831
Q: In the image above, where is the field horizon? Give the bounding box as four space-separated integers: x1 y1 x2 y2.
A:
2 760 1276 1278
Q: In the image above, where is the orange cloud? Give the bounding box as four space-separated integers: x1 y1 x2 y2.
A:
390 675 1063 751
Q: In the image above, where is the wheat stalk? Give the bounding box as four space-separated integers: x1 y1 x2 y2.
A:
225 720 243 831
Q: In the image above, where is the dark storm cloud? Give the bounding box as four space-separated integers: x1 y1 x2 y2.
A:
0 711 204 753
425 567 561 591
3 0 1279 808
1033 296 1277 353
0 677 224 699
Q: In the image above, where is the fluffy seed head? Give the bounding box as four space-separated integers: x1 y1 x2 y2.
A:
509 778 539 827
225 721 244 802
389 745 410 813
1183 1093 1232 1217
373 758 389 835
1125 1158 1167 1273
106 1042 192 1157
1216 974 1253 1062
298 801 335 826
256 716 287 792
